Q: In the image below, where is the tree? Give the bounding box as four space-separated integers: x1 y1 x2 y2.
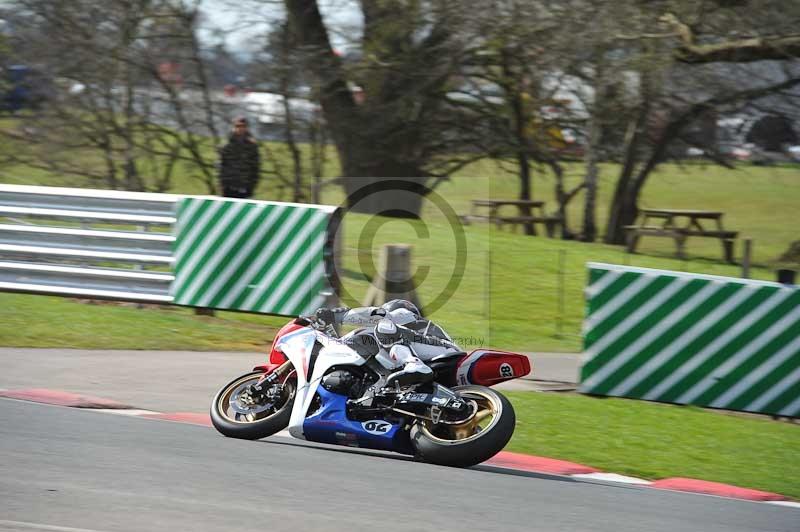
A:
446 0 585 237
283 0 473 216
472 1 800 244
1 0 228 193
601 1 800 244
250 20 330 204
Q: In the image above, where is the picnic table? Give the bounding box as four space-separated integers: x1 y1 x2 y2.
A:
462 199 561 237
625 208 739 263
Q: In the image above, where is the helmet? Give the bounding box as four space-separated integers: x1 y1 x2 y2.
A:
387 308 417 326
375 318 402 348
381 299 421 318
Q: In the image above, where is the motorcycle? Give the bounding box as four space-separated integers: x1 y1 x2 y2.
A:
210 316 532 467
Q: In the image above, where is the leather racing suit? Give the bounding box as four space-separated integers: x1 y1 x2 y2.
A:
313 305 462 389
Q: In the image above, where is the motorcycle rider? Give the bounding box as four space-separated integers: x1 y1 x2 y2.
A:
313 299 461 389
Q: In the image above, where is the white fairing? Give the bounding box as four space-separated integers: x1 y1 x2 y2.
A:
277 327 366 439
455 350 485 386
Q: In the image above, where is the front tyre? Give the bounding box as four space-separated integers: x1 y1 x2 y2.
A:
210 371 295 440
410 385 515 468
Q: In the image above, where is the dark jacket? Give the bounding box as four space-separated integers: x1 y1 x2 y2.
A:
219 134 260 198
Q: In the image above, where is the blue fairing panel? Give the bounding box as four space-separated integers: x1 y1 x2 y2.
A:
302 387 412 454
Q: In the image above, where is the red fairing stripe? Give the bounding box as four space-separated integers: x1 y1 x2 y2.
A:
456 350 532 386
267 320 306 364
269 349 288 365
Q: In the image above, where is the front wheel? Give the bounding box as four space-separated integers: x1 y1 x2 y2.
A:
210 371 295 440
410 385 515 468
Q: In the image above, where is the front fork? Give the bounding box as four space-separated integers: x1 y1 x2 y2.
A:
246 360 294 400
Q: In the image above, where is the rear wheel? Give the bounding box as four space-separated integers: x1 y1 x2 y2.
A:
210 371 295 440
410 385 515 467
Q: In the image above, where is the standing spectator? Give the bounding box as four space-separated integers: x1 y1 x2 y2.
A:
219 117 261 198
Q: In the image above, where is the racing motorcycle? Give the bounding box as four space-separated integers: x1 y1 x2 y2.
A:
210 316 532 467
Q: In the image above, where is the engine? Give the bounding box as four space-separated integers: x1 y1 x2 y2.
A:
321 369 369 399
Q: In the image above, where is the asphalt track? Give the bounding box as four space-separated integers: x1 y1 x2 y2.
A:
0 398 796 532
0 349 582 411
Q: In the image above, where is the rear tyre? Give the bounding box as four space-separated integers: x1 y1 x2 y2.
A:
410 385 515 468
210 371 295 440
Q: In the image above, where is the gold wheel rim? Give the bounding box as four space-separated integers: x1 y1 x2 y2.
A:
419 389 502 444
217 373 294 425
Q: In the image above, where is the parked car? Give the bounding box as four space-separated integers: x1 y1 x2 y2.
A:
1 65 51 112
719 143 752 161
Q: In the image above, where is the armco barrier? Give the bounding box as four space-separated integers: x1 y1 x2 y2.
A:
579 262 799 417
0 184 339 316
0 184 178 302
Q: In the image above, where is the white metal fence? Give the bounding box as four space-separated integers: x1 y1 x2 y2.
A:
0 184 179 303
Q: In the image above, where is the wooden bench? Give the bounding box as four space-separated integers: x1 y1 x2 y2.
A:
625 209 739 263
495 216 562 237
462 199 561 237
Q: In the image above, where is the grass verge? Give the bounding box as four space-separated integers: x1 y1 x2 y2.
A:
0 220 777 352
0 212 781 352
0 293 287 351
504 391 800 499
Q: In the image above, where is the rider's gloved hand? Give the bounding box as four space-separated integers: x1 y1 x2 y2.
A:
314 308 336 328
313 307 350 328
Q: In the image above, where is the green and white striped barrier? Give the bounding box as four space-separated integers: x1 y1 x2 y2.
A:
580 263 799 417
170 197 338 316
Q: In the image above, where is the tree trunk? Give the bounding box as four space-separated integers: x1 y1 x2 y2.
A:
582 62 608 243
607 125 676 245
604 155 639 244
582 158 599 242
503 49 534 234
341 166 427 218
285 0 430 216
550 161 573 239
277 21 304 203
517 151 534 235
606 186 639 245
604 105 649 244
309 106 326 205
605 69 662 245
581 114 602 242
280 88 303 203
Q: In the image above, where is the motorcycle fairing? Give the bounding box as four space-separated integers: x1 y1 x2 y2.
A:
277 326 367 440
267 321 308 365
302 386 412 453
252 362 284 373
456 350 532 386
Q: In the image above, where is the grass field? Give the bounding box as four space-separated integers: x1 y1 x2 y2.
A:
0 293 285 351
319 159 800 266
327 160 799 350
505 391 800 499
0 214 779 352
333 212 784 351
2 139 799 499
1 149 798 351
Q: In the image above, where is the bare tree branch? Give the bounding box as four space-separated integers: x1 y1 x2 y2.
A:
662 13 800 63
